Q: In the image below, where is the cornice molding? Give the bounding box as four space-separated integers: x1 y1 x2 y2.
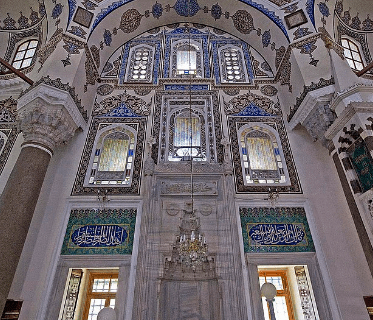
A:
329 82 373 112
325 102 373 140
288 83 335 130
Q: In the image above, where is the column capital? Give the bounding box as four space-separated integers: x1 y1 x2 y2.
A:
17 81 87 152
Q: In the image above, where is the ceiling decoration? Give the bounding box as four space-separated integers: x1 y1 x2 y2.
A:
0 3 45 31
335 0 373 31
267 0 292 6
83 0 289 40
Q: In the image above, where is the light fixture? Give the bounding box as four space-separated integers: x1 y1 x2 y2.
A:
97 307 116 320
261 282 277 320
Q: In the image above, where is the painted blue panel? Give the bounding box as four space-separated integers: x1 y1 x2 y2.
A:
234 102 273 117
174 0 200 17
240 207 315 253
61 209 137 255
71 225 128 247
100 102 141 117
248 223 305 246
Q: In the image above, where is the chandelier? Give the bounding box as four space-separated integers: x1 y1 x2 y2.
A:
164 205 215 276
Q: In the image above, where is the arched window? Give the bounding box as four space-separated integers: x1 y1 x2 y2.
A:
341 37 364 71
176 45 197 75
172 112 201 160
125 45 154 82
239 125 287 184
12 40 39 69
219 46 247 83
88 126 136 185
168 109 205 161
171 40 203 78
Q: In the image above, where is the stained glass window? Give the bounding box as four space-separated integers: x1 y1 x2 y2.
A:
171 114 202 160
341 38 364 71
220 47 246 83
126 46 154 82
12 40 38 69
240 128 285 184
89 128 136 185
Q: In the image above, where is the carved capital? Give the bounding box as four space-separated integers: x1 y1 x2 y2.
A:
17 83 86 151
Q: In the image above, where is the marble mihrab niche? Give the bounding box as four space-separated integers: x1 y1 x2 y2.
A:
61 209 136 255
240 207 315 253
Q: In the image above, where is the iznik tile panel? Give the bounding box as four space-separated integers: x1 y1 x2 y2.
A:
240 207 315 253
61 209 136 255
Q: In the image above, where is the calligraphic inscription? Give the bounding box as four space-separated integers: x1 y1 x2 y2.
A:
248 223 306 246
240 207 315 253
348 140 373 192
160 182 217 195
61 209 136 255
71 225 128 247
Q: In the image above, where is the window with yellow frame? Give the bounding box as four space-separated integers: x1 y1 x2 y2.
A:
259 270 295 320
82 271 119 320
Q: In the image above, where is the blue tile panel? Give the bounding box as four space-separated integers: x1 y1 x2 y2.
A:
233 102 274 117
61 208 137 255
240 207 315 253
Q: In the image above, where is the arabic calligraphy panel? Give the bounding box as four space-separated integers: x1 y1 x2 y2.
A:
240 207 315 253
61 208 136 255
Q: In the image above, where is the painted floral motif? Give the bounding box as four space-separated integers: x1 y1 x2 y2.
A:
260 85 278 97
3 13 16 29
293 27 312 40
17 12 30 29
97 84 114 96
317 2 330 17
232 10 254 34
82 0 97 10
68 26 87 39
174 0 200 17
119 9 143 33
363 15 373 31
103 29 112 46
211 4 222 20
52 2 64 19
262 30 271 48
152 2 163 18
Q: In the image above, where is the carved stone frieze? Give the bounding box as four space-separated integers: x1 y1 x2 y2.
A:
94 92 150 116
302 104 336 144
225 92 280 115
288 76 335 124
155 161 224 174
160 181 218 195
17 83 86 151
